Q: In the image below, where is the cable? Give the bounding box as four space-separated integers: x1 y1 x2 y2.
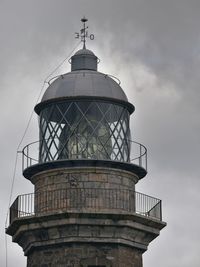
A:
5 40 82 266
17 41 81 151
4 80 45 230
5 153 18 228
4 152 18 267
5 233 7 267
16 40 82 152
17 40 82 151
5 39 82 225
5 40 82 226
44 40 81 83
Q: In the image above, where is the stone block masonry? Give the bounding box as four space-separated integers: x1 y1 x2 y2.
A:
27 243 143 267
32 167 139 193
7 166 165 267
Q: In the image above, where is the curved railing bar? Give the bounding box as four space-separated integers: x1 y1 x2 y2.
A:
22 140 40 160
104 74 121 85
129 140 147 161
21 138 147 171
45 71 122 87
68 57 100 64
45 74 63 85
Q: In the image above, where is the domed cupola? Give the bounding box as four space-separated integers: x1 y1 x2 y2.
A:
71 48 98 71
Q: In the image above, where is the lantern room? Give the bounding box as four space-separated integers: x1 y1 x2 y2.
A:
35 49 134 163
21 47 147 180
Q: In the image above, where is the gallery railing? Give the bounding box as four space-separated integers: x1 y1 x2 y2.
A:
9 188 162 224
21 139 147 171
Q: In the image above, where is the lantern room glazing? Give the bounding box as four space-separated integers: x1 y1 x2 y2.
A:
38 99 131 163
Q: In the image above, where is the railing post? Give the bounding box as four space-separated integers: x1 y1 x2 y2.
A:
10 196 19 224
22 151 24 172
27 145 29 168
8 189 162 224
145 149 147 171
160 200 162 221
139 144 142 166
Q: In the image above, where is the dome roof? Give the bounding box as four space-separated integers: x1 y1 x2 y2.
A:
74 48 95 56
41 70 128 102
35 49 135 114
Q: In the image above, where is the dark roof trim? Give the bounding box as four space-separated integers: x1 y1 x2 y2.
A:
34 96 135 115
23 159 146 181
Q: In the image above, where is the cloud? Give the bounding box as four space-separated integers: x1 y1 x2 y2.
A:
1 1 200 266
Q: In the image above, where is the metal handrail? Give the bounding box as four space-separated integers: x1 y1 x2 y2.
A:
9 189 162 224
21 138 147 171
45 71 120 86
130 140 146 160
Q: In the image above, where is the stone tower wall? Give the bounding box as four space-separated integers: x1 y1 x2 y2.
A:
27 243 143 267
32 167 138 192
31 167 138 215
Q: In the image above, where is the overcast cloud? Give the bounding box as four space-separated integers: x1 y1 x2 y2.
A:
1 1 200 266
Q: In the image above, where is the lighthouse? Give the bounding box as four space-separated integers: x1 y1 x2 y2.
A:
6 18 166 267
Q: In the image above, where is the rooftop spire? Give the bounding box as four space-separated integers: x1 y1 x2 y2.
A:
81 16 87 49
75 17 95 49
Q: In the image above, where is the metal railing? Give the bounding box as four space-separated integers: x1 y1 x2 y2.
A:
21 139 147 171
9 189 161 224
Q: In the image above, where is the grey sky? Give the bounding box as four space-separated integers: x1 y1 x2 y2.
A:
1 0 200 266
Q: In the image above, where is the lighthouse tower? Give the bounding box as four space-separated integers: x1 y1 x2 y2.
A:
6 18 166 267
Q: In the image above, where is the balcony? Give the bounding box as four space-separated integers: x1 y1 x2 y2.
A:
21 139 147 179
9 188 162 225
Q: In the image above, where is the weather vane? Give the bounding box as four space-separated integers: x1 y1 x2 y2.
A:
75 17 94 49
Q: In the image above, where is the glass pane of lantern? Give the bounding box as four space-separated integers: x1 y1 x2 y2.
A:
39 100 130 163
